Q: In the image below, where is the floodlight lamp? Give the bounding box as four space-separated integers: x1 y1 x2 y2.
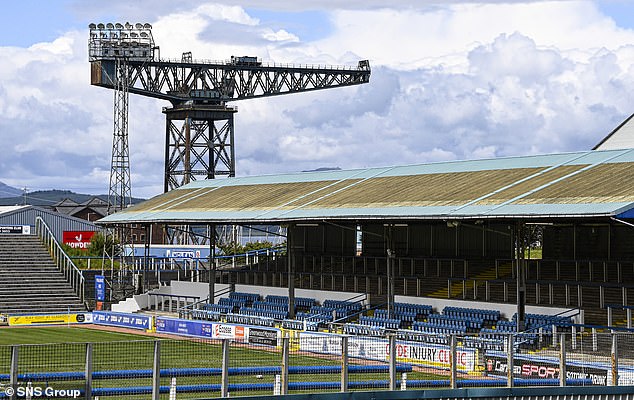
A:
140 32 149 38
97 23 105 29
115 23 124 29
125 22 133 29
135 23 143 29
130 32 138 38
144 23 152 29
89 23 96 29
106 23 114 29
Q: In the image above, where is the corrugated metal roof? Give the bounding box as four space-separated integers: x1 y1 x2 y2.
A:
99 149 634 224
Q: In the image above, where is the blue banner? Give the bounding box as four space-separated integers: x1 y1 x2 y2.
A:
156 317 214 338
92 311 151 330
95 275 105 302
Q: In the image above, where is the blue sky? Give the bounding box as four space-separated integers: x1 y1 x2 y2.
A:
2 1 634 197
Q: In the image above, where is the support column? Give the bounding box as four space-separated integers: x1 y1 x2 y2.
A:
515 221 526 331
287 225 296 319
209 224 216 304
144 224 150 293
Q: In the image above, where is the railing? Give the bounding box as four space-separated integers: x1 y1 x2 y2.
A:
2 332 634 399
35 216 85 303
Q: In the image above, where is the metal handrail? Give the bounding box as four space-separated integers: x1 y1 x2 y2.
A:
35 217 85 303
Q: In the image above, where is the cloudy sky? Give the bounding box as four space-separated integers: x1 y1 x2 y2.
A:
1 1 634 198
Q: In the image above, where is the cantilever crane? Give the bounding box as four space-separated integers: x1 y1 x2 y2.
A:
88 22 371 212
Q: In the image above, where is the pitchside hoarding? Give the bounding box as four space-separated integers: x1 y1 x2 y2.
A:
155 317 281 345
298 332 477 372
92 311 152 330
8 313 92 326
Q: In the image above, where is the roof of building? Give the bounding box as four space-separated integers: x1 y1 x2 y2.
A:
98 149 634 225
594 113 634 151
0 205 30 216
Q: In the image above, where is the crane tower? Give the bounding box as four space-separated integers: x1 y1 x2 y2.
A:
88 22 371 210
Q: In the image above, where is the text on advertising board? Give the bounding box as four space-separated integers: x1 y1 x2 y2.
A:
62 231 96 250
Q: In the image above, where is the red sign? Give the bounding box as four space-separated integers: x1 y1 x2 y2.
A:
63 231 96 250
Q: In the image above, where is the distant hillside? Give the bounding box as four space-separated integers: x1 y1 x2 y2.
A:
0 181 22 198
0 189 145 207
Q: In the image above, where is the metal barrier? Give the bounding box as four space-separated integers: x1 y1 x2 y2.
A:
2 332 634 399
34 216 85 303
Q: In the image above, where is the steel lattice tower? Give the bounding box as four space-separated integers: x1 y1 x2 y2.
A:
108 57 132 214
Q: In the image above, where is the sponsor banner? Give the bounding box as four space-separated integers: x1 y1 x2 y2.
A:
248 327 278 346
298 332 476 372
213 323 245 339
0 225 30 234
156 317 214 338
9 313 92 326
484 353 608 385
63 231 96 250
92 311 152 330
155 317 258 340
165 249 202 260
95 275 105 302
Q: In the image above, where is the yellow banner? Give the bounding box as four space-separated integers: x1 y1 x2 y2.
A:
9 313 87 326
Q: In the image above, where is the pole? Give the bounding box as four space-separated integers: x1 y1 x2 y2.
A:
10 345 18 400
515 221 526 331
152 341 161 400
341 336 349 392
450 334 457 389
85 343 93 399
388 334 396 391
559 334 566 387
281 336 290 395
221 339 230 397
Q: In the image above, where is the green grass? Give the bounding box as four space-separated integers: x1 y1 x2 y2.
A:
0 326 449 399
0 326 144 345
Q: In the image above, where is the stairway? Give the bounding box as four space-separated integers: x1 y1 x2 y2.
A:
0 234 86 315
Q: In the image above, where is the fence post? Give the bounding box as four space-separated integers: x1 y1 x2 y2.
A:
221 339 230 397
507 334 514 388
85 343 93 400
10 345 18 400
341 336 349 392
611 333 619 386
388 334 396 391
281 336 289 395
152 340 161 400
559 334 566 387
450 334 457 389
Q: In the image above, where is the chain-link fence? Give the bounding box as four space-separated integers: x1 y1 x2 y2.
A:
0 332 633 399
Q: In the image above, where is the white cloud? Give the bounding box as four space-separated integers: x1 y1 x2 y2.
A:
3 1 634 198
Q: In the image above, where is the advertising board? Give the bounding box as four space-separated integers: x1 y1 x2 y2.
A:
62 231 96 250
92 311 152 330
0 225 30 234
8 313 92 326
298 332 477 372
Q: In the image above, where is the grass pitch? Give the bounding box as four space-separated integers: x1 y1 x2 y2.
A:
0 326 449 399
0 326 145 345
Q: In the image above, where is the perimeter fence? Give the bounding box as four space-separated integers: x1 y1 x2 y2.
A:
1 332 633 399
